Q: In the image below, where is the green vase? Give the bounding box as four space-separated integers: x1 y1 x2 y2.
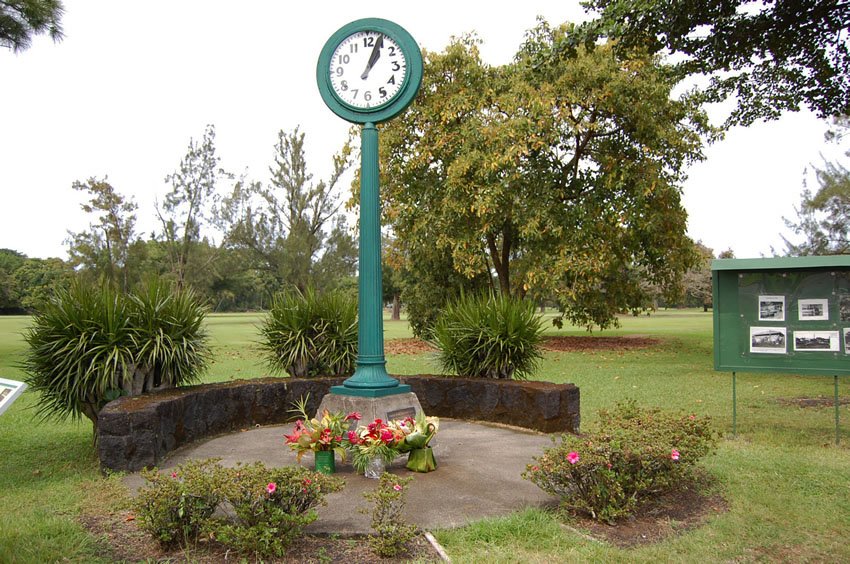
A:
406 447 437 473
314 450 336 475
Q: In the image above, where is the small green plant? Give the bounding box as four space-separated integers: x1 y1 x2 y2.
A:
133 459 343 557
523 400 718 523
21 278 210 430
362 473 418 557
133 458 229 548
431 292 544 379
212 462 344 558
259 287 357 378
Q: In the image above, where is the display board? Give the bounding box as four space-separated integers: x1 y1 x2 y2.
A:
713 256 850 375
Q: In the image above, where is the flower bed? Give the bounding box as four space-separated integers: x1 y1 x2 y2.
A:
97 375 580 472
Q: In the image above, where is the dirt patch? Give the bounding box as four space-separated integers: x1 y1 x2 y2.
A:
383 336 659 355
542 336 660 352
385 338 435 355
564 473 727 548
776 396 850 408
78 479 441 563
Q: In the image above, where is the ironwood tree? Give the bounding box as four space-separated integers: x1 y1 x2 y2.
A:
0 0 64 52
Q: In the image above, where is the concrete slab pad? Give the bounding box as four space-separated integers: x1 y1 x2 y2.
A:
123 419 559 534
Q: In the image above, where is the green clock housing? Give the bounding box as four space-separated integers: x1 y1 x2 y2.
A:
317 18 423 124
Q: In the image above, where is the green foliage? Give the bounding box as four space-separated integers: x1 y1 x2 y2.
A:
211 462 344 558
381 21 708 332
362 473 418 557
22 279 210 426
217 127 356 293
524 400 718 523
260 287 357 378
575 0 850 126
158 124 230 291
133 459 343 557
0 0 64 52
134 458 229 548
66 177 138 292
432 293 544 379
129 278 211 391
782 117 850 256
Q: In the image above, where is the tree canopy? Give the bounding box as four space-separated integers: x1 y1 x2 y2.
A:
782 117 850 255
574 0 850 126
1 0 64 52
380 21 711 330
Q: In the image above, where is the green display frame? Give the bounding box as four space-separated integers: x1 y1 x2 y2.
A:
712 256 850 375
316 18 423 124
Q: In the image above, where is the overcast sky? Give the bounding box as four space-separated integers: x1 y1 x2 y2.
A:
1 1 845 261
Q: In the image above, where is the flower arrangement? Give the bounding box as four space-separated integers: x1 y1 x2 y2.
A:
347 412 439 474
284 395 360 463
347 417 406 473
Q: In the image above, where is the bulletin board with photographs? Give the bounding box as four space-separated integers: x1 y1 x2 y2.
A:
713 256 850 375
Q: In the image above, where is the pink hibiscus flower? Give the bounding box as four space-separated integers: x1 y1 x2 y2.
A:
567 451 580 464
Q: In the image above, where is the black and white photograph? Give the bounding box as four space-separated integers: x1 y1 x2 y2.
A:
844 329 850 353
840 296 850 322
793 330 840 352
749 327 787 354
798 298 829 321
758 295 785 321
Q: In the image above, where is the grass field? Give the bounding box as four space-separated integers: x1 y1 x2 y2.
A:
1 310 849 562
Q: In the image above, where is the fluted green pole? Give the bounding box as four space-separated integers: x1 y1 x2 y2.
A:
332 122 410 397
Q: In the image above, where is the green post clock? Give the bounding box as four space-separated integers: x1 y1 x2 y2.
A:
317 19 423 397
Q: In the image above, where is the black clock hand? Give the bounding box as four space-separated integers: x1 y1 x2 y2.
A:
360 34 384 80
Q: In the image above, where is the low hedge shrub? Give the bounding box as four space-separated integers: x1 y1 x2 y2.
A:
133 459 343 557
523 400 717 523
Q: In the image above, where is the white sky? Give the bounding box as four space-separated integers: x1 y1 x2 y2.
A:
0 1 844 260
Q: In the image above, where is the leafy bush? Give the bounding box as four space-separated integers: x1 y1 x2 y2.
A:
133 459 343 558
134 458 229 548
22 279 210 427
431 292 544 379
523 401 718 523
212 462 344 557
362 473 418 557
259 287 357 378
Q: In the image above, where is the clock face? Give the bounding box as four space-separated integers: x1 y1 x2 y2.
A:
328 31 408 110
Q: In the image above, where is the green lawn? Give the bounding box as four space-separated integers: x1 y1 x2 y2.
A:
1 310 849 562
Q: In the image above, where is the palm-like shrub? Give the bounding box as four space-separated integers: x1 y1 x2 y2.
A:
259 288 357 378
22 279 210 429
431 292 544 379
129 279 210 393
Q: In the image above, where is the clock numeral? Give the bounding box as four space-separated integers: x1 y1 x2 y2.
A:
338 54 350 65
335 66 343 77
351 89 359 99
388 46 396 56
340 80 348 91
363 36 375 47
387 75 396 85
349 43 358 54
379 87 387 98
364 91 372 102
391 61 401 71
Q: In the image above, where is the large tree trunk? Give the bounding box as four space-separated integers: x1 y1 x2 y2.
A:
392 294 401 321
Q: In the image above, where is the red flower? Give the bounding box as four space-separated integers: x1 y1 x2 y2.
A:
381 429 394 443
345 412 362 421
